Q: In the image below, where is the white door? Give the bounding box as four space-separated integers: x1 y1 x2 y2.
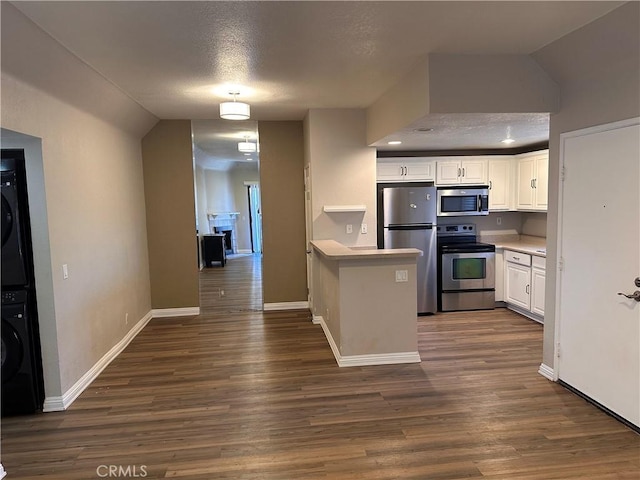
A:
558 118 640 428
460 159 487 184
505 262 530 310
488 158 512 211
516 157 535 209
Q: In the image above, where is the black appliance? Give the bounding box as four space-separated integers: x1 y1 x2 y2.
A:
436 186 489 217
1 149 44 415
2 154 32 288
377 182 437 314
2 290 44 415
201 233 226 267
437 223 495 311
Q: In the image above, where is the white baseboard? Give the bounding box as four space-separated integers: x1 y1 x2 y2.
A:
237 249 252 254
151 307 200 318
43 311 153 412
0 463 6 479
312 315 322 325
538 363 555 381
263 301 309 311
316 316 421 367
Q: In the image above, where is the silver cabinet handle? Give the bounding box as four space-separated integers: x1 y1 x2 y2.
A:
462 168 466 177
526 284 530 294
618 291 640 302
533 178 537 188
531 179 534 189
458 168 461 178
489 180 492 190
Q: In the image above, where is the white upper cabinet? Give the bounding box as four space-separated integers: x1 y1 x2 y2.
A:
516 150 548 211
487 157 513 211
376 158 435 182
436 158 488 185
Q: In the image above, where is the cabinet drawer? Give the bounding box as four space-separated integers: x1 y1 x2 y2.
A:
505 250 531 266
532 255 546 269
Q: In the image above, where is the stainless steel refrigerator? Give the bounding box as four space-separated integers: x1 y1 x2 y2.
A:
378 183 437 314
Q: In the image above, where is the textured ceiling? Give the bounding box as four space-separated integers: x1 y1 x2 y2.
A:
11 1 623 161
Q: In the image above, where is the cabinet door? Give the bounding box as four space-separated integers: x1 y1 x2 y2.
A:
404 159 435 181
488 158 511 211
516 157 535 209
505 262 531 310
377 162 405 182
530 266 546 317
495 250 504 302
534 154 548 210
436 160 461 185
460 159 487 185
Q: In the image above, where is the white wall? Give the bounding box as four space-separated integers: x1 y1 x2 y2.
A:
532 2 640 368
1 4 157 400
305 109 377 246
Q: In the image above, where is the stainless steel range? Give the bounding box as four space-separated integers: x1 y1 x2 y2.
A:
437 224 495 312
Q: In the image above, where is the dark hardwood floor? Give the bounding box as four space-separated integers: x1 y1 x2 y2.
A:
2 254 639 479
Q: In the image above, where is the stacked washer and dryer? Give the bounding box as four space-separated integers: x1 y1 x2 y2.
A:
1 149 44 415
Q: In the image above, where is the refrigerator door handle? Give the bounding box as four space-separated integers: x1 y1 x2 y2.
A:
387 224 435 230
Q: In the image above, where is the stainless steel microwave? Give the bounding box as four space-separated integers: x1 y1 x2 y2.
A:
436 187 489 216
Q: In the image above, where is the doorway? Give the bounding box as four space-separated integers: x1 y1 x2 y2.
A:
191 120 263 311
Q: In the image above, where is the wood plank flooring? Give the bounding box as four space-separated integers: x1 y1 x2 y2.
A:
2 254 638 479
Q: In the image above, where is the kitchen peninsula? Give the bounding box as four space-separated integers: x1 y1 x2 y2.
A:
310 240 422 367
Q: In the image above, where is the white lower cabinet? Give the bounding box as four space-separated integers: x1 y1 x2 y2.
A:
503 249 545 322
530 256 546 317
494 250 504 302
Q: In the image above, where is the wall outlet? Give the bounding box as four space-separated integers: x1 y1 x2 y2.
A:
346 224 353 234
395 270 408 283
361 223 368 234
496 216 502 226
62 264 69 280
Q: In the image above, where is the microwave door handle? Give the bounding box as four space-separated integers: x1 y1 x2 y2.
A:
477 195 481 212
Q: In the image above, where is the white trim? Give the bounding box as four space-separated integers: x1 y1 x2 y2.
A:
151 307 200 318
316 316 421 367
538 363 555 381
312 315 322 325
0 463 6 479
43 311 153 412
263 301 309 311
236 249 252 254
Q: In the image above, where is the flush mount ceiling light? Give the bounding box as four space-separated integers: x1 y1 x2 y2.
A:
220 92 250 120
501 126 515 144
238 136 257 153
387 140 402 145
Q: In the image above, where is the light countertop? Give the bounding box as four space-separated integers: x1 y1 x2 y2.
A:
311 240 422 260
483 235 547 257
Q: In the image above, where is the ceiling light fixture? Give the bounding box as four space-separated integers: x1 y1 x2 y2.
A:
238 136 257 153
501 126 515 145
388 140 402 145
220 92 250 120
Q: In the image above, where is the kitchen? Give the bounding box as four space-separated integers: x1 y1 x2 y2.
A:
1 4 637 471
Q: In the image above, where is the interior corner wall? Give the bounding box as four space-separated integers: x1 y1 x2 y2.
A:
532 2 640 369
366 58 430 145
142 120 199 309
258 121 307 304
306 109 377 247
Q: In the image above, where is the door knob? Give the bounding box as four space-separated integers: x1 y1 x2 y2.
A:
635 277 640 287
617 290 640 302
